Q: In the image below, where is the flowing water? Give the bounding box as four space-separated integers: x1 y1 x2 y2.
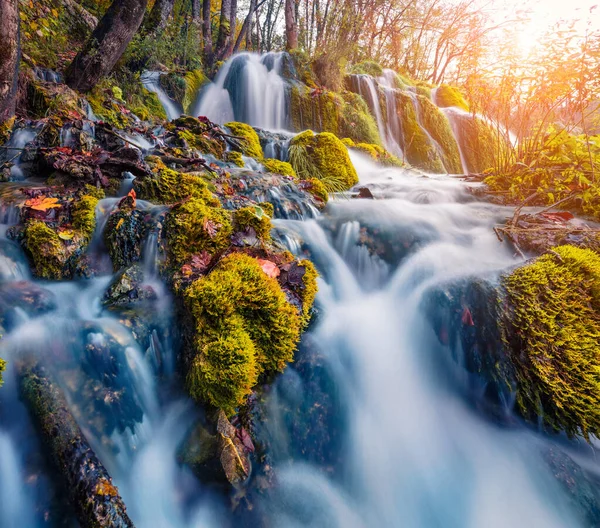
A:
0 53 597 527
0 145 594 526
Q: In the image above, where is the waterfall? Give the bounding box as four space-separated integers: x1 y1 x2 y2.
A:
141 71 184 121
191 52 289 129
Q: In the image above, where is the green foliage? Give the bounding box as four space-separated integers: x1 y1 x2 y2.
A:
350 61 384 77
184 253 302 413
225 122 264 159
232 206 273 241
262 158 296 177
134 167 220 205
71 195 99 244
339 92 382 145
485 127 600 217
290 130 359 192
435 85 469 111
166 198 233 266
502 245 600 439
305 178 329 203
23 220 65 280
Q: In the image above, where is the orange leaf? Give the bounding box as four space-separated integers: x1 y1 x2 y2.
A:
257 258 280 278
25 196 62 211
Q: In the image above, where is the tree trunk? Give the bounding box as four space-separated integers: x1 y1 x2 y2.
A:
215 0 233 61
233 0 256 53
66 0 148 93
0 0 19 124
202 0 213 64
191 0 200 21
144 0 175 35
19 363 135 528
284 0 298 50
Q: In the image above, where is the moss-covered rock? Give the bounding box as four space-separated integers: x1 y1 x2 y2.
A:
0 357 6 387
262 158 296 177
129 88 167 121
289 130 358 191
344 139 404 167
134 166 219 205
434 85 469 111
183 70 208 113
166 198 233 267
71 195 99 244
502 245 600 439
184 253 301 413
103 206 147 272
232 205 273 241
416 95 462 173
225 122 264 160
223 151 245 167
23 220 67 280
393 92 445 173
450 113 498 174
350 61 384 77
304 178 329 203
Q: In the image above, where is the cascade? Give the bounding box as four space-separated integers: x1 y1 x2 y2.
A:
191 52 289 129
141 71 184 121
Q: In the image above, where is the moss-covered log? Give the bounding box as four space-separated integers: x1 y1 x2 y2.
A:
19 363 135 528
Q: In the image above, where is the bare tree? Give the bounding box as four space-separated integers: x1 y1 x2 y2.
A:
66 0 148 92
203 0 213 62
0 0 19 124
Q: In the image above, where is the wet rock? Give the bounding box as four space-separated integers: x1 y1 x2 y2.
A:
216 410 251 487
177 421 222 483
0 281 56 330
356 187 374 199
102 265 157 308
103 204 147 272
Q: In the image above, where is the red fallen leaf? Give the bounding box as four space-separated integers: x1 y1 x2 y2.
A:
257 258 280 278
461 307 474 326
191 251 211 272
539 211 574 222
202 218 220 239
127 188 136 207
237 427 255 453
181 264 193 276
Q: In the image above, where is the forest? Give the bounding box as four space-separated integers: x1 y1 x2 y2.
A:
0 0 599 526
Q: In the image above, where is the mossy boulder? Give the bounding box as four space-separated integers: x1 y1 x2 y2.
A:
232 205 273 241
166 198 233 267
171 115 226 158
103 206 147 272
72 194 99 244
224 151 245 167
262 158 296 177
184 253 302 413
225 122 264 160
502 245 600 439
350 61 384 77
23 220 68 280
434 85 469 111
134 166 219 205
289 130 358 192
183 70 208 113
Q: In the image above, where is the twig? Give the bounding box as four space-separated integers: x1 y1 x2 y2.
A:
534 193 578 216
510 191 540 228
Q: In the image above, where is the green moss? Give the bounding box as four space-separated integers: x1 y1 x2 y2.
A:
0 117 15 146
502 245 600 439
306 178 329 203
350 61 384 77
24 220 66 280
224 151 245 167
351 142 404 167
435 85 469 111
395 92 445 173
184 253 301 413
232 206 273 241
262 158 296 177
87 87 129 128
416 86 432 99
299 260 318 326
290 130 358 192
339 92 382 146
134 167 220 206
176 129 225 158
288 49 317 87
183 70 208 113
416 95 462 173
130 88 167 121
453 114 498 174
225 122 264 160
83 184 106 200
166 198 232 266
0 357 5 387
72 195 99 244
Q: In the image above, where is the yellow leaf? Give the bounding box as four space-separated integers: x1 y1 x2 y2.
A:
58 230 75 240
116 218 124 230
51 8 58 17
